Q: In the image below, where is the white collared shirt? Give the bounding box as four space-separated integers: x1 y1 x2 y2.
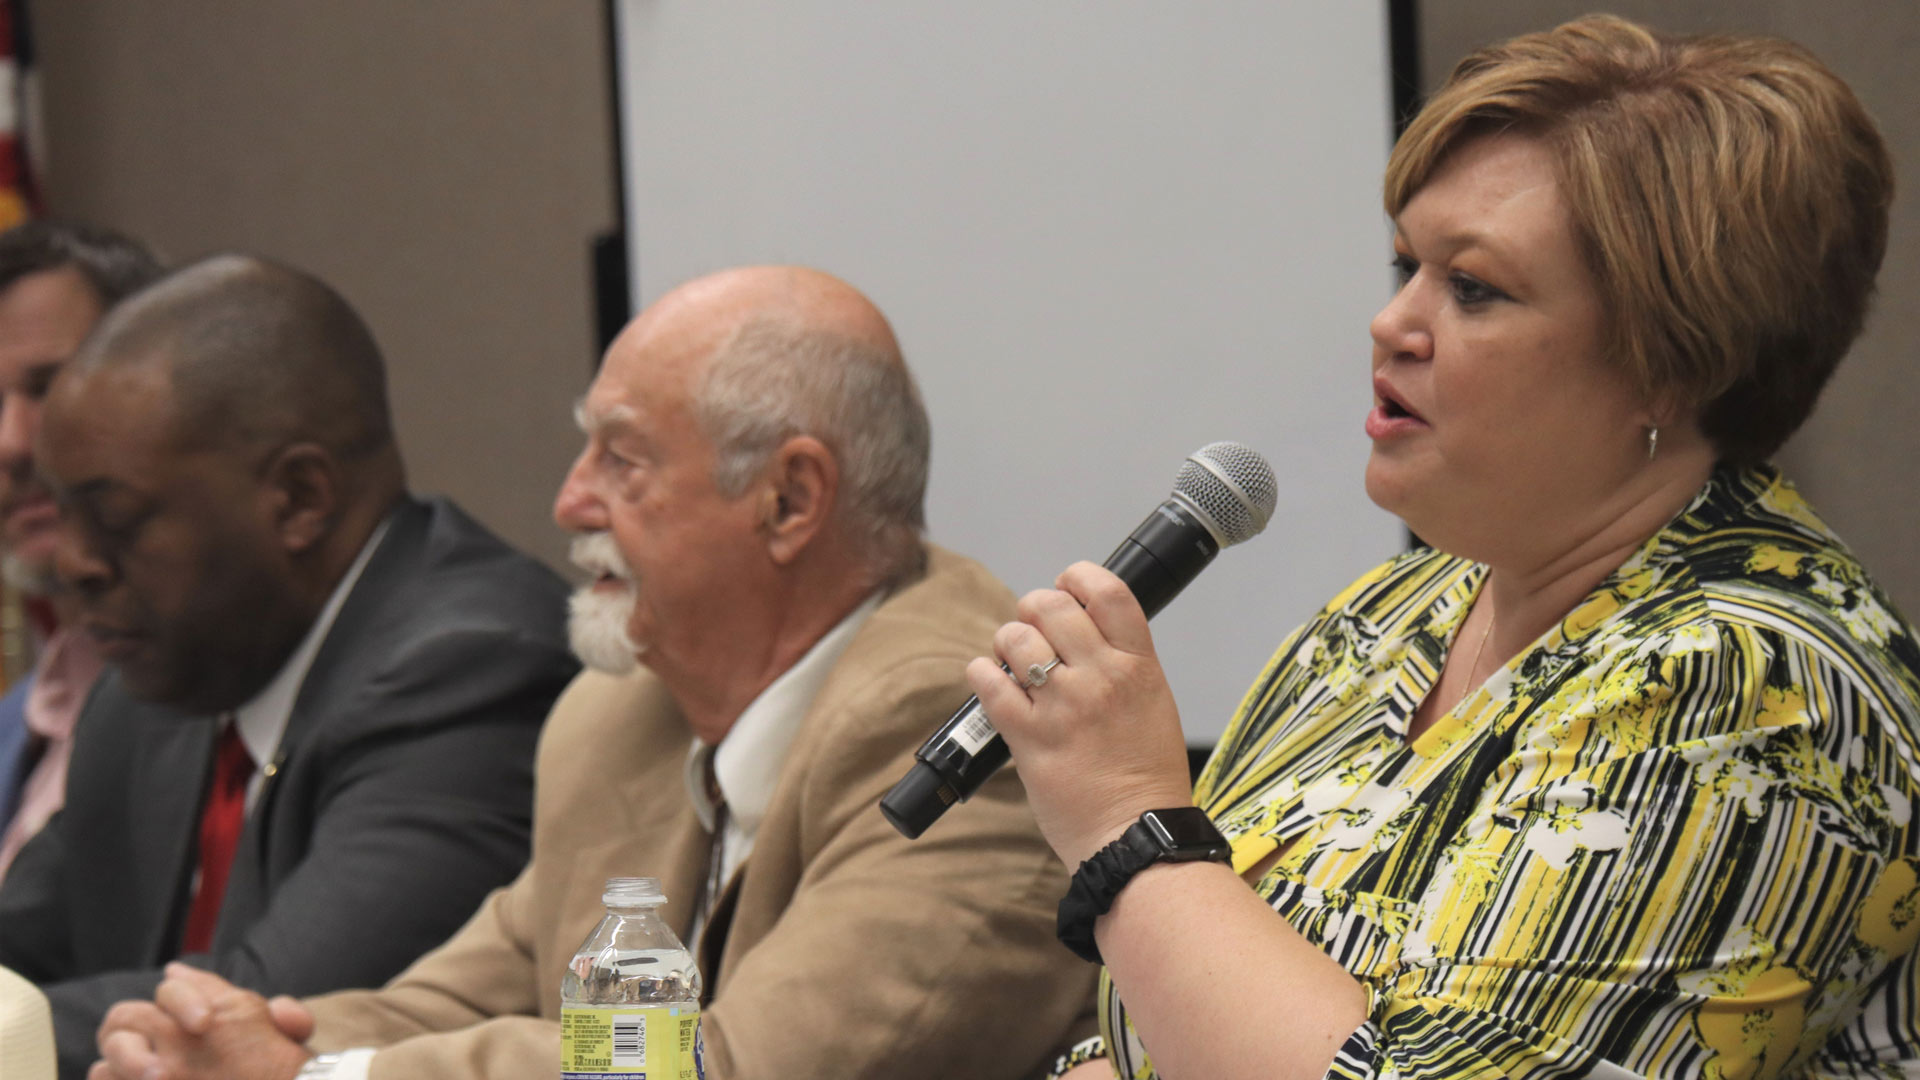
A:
230 518 391 809
685 590 883 897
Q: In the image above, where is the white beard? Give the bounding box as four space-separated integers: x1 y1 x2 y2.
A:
566 532 642 675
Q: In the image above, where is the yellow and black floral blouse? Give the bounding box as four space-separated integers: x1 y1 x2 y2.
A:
1075 466 1920 1079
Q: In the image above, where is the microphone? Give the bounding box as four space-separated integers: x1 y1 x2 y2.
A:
879 441 1278 839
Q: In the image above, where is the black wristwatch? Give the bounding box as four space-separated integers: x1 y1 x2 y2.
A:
1056 807 1230 964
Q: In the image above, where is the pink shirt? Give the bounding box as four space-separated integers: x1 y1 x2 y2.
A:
0 627 106 881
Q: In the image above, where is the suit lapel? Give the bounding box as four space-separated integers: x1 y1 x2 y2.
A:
653 793 710 953
212 742 286 951
217 502 422 949
126 709 216 963
277 499 425 755
696 869 743 1006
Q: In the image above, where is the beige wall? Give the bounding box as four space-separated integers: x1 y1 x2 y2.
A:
28 4 1917 611
1422 1 1920 612
32 2 617 573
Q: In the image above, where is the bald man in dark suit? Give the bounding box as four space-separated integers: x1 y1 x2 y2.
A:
0 254 579 1078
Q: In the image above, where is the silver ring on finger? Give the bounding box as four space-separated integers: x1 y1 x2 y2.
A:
1020 656 1062 690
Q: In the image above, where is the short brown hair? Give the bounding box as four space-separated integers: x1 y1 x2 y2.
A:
1385 15 1893 464
0 219 163 306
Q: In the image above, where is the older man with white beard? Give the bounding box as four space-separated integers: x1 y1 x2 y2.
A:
92 265 1093 1080
564 531 646 675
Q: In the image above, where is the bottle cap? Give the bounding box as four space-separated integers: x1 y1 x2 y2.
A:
602 876 667 908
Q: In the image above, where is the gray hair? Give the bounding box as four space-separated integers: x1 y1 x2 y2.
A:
694 317 930 587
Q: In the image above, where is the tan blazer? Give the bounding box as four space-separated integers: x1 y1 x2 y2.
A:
304 546 1095 1079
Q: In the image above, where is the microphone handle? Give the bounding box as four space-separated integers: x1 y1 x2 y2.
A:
879 499 1220 839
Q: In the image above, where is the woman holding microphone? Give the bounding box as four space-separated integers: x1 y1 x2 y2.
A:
988 16 1920 1078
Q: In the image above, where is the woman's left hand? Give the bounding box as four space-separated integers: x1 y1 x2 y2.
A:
968 561 1197 867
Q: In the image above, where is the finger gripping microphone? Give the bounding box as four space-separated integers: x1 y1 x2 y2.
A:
880 441 1277 839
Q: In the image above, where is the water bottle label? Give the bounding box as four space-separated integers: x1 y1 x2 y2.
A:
561 1004 702 1080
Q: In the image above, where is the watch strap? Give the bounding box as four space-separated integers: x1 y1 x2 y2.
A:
1056 808 1228 964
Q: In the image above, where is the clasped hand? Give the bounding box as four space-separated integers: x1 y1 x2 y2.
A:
966 561 1195 868
91 963 315 1080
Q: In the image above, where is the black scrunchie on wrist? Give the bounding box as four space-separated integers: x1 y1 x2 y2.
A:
1056 834 1160 964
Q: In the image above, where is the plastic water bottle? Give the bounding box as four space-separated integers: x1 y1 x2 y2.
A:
561 877 704 1080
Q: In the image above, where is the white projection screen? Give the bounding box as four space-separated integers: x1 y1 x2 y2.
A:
613 3 1405 743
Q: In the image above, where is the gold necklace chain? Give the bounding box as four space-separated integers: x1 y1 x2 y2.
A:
1460 608 1496 691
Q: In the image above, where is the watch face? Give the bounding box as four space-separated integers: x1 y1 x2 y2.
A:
1142 808 1229 860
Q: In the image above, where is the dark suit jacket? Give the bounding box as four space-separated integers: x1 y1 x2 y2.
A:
0 496 580 1078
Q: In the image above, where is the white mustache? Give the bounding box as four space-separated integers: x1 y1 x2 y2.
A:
569 532 633 582
566 532 641 674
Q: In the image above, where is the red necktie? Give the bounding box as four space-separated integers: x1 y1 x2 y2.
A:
181 723 252 953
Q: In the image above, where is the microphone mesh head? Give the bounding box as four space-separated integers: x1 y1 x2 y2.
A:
1173 441 1277 547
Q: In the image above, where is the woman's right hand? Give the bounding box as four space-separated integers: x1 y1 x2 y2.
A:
972 563 1368 1080
966 561 1196 869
